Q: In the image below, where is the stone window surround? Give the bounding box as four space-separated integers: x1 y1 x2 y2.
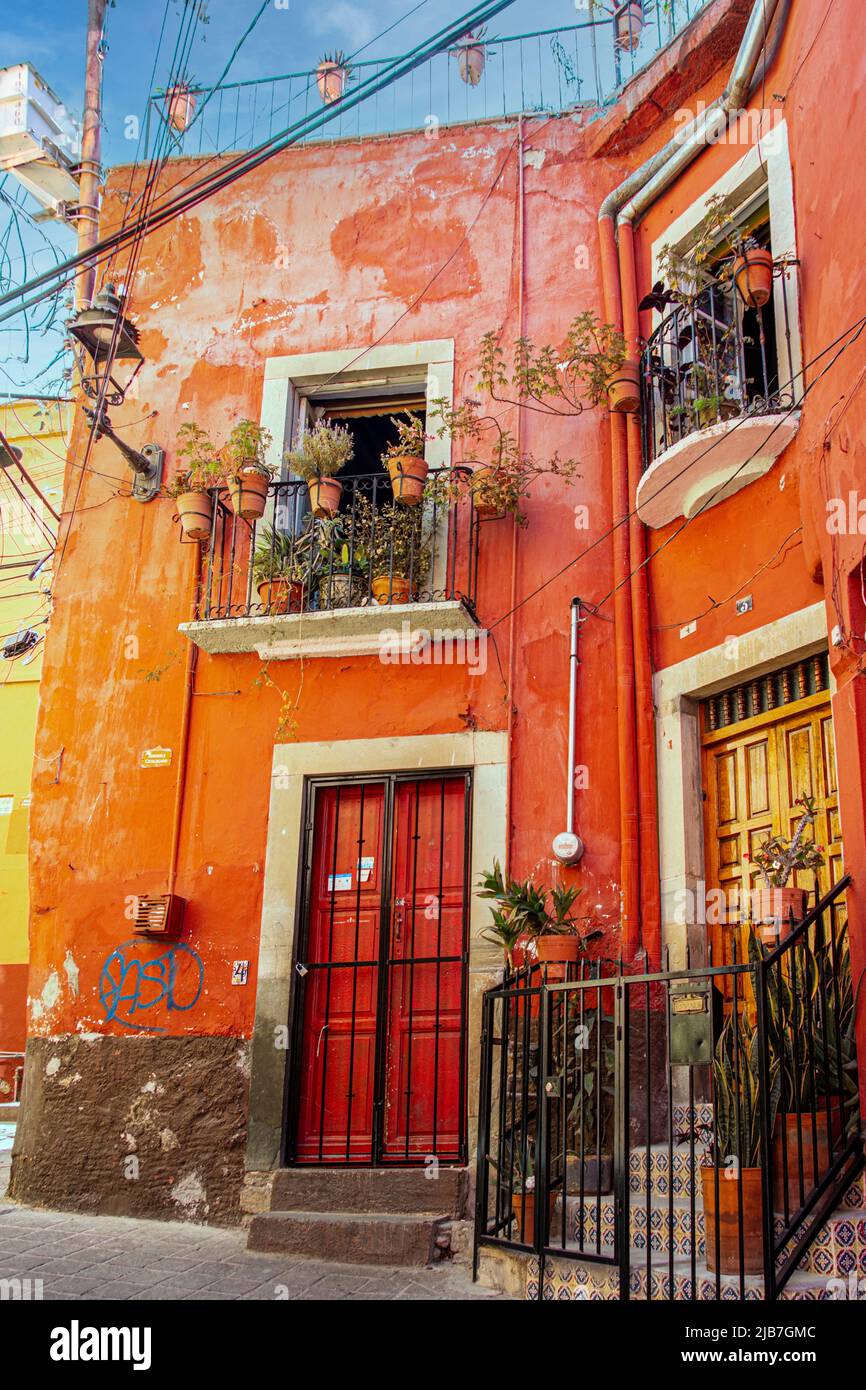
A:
654 601 831 968
245 730 508 1173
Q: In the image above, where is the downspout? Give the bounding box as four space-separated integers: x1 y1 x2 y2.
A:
504 115 526 874
597 0 789 966
167 546 201 897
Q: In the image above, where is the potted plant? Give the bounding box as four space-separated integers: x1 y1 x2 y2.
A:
252 524 314 615
691 1009 775 1276
615 1 644 53
748 924 857 1210
316 514 364 609
451 26 492 86
749 796 824 936
478 861 546 971
562 1009 616 1195
223 419 273 522
535 884 592 965
168 421 223 541
478 862 602 969
316 51 351 105
352 495 430 604
382 412 429 505
286 421 354 519
164 81 196 132
733 235 775 309
469 459 532 521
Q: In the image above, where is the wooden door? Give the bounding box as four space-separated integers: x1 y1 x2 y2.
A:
291 774 469 1165
702 690 843 969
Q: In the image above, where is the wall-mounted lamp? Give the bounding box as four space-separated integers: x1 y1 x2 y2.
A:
69 283 164 503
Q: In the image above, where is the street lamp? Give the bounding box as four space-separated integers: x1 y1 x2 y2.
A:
68 283 164 503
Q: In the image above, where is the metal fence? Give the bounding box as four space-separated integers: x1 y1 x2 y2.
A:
640 257 800 472
146 3 714 158
474 875 862 1299
196 467 480 621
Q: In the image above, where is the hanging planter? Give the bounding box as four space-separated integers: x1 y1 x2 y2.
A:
607 359 641 414
307 476 343 519
316 52 351 106
733 242 775 309
452 28 491 86
165 84 196 133
168 422 223 543
615 2 644 53
223 419 274 522
383 412 429 505
175 489 214 542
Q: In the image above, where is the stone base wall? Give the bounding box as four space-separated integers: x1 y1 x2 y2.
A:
10 1035 250 1226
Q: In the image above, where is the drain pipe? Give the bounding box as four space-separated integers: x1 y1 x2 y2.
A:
598 0 789 966
553 597 586 867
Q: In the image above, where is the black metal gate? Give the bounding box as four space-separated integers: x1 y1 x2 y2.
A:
285 770 472 1167
475 876 862 1299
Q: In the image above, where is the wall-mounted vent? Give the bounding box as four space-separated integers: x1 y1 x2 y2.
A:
132 894 186 938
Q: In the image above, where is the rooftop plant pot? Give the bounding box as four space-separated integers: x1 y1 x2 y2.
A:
607 360 640 414
753 885 807 940
307 476 342 519
700 1165 764 1275
165 85 196 132
371 575 411 605
175 489 213 542
257 578 304 615
536 935 582 964
227 466 269 522
615 2 644 53
772 1102 844 1212
317 61 348 105
457 43 486 86
733 246 774 309
386 453 428 505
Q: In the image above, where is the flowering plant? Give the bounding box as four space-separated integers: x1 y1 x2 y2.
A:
751 796 825 888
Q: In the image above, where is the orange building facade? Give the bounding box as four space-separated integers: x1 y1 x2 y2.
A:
10 0 866 1250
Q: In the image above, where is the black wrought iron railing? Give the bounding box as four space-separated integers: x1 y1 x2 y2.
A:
197 466 479 621
474 876 862 1300
639 257 800 472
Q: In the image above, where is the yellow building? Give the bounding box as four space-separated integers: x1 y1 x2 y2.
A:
0 396 68 1099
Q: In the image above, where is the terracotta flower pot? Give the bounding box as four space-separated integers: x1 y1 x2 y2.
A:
371 575 411 605
307 476 343 518
165 85 196 132
616 2 644 53
317 62 348 105
753 886 808 938
536 935 582 964
513 1188 557 1245
607 360 641 414
471 466 501 518
733 246 774 309
319 572 363 610
772 1102 844 1211
457 44 486 86
228 467 269 522
175 489 213 542
386 453 428 505
700 1166 764 1275
257 579 303 615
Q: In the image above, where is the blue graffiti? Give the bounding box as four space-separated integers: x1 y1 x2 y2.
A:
98 939 204 1032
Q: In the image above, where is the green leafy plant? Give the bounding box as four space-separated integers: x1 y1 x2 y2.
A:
560 1009 616 1160
686 1009 780 1170
752 796 825 888
285 421 354 480
251 524 315 588
351 494 431 584
478 861 602 968
222 418 273 479
167 421 223 497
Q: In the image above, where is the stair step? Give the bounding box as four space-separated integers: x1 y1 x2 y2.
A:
268 1166 467 1215
247 1209 450 1266
530 1252 842 1301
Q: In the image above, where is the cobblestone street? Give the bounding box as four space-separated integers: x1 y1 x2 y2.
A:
0 1200 507 1301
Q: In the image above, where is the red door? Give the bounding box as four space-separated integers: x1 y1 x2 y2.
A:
291 774 469 1165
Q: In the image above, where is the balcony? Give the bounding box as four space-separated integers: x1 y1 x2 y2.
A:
636 257 801 529
179 467 482 660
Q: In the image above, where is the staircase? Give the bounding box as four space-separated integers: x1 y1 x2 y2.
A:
246 1167 470 1267
517 1114 866 1301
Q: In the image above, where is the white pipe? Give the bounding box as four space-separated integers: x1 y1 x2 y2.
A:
567 597 581 835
